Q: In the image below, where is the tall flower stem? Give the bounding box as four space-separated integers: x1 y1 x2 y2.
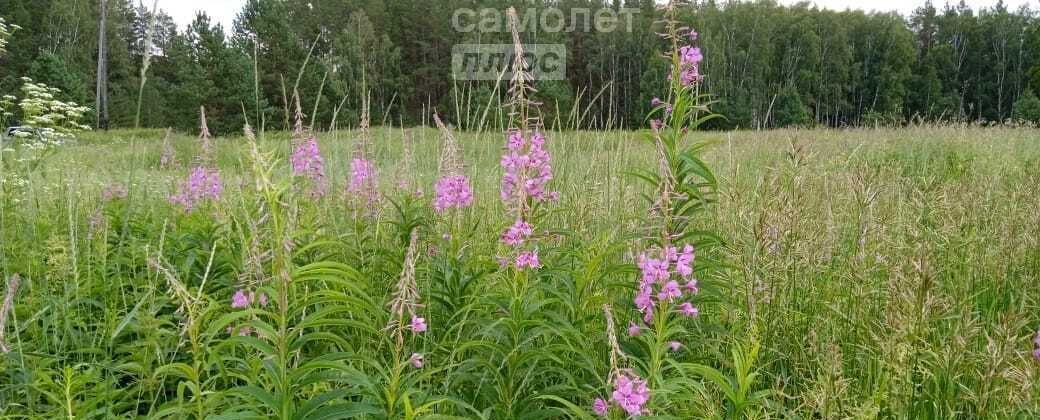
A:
120 0 159 246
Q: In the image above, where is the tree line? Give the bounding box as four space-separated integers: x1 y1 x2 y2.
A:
1 0 1038 135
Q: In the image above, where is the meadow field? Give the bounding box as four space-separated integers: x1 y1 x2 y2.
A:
0 125 1038 418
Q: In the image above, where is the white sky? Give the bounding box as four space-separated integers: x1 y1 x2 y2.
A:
162 0 1038 33
161 0 244 32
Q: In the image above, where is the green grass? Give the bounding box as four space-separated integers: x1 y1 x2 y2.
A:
0 125 1038 418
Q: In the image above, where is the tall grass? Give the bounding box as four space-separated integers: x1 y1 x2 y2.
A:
0 123 1038 418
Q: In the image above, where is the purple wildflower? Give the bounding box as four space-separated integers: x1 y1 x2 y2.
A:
611 372 650 416
668 341 682 352
433 175 474 213
651 97 673 116
627 321 642 337
592 398 609 416
349 158 376 192
657 281 682 302
291 136 328 197
409 316 427 333
501 219 533 246
634 286 655 315
231 290 250 309
678 302 699 317
501 130 555 207
676 245 695 277
515 251 542 270
679 46 703 66
507 131 524 151
633 245 700 325
637 255 670 286
409 353 424 368
169 166 223 212
674 40 705 87
684 279 700 295
231 289 267 309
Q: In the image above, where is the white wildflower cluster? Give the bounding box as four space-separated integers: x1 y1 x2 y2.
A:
14 78 92 150
0 17 19 57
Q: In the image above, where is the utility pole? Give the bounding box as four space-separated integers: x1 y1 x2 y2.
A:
96 0 109 130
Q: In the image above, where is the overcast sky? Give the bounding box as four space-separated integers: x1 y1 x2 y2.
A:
162 0 1038 32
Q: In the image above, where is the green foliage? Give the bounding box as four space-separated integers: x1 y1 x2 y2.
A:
772 87 812 128
1012 89 1040 124
27 53 90 106
1 1 1037 129
1030 66 1040 96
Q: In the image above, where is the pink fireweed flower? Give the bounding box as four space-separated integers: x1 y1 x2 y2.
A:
409 316 427 333
627 321 642 337
501 219 533 246
231 290 250 309
684 279 700 295
637 255 670 286
633 244 700 324
634 286 654 314
651 97 672 116
663 246 678 262
592 398 608 416
668 341 682 352
676 245 695 277
611 372 650 416
500 130 556 208
507 130 524 151
657 281 682 302
673 38 705 87
409 353 424 368
679 46 703 66
680 67 702 86
231 289 267 309
433 175 474 213
169 166 223 211
291 136 328 197
515 251 542 270
678 302 699 317
249 291 268 307
347 157 380 212
349 158 376 192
